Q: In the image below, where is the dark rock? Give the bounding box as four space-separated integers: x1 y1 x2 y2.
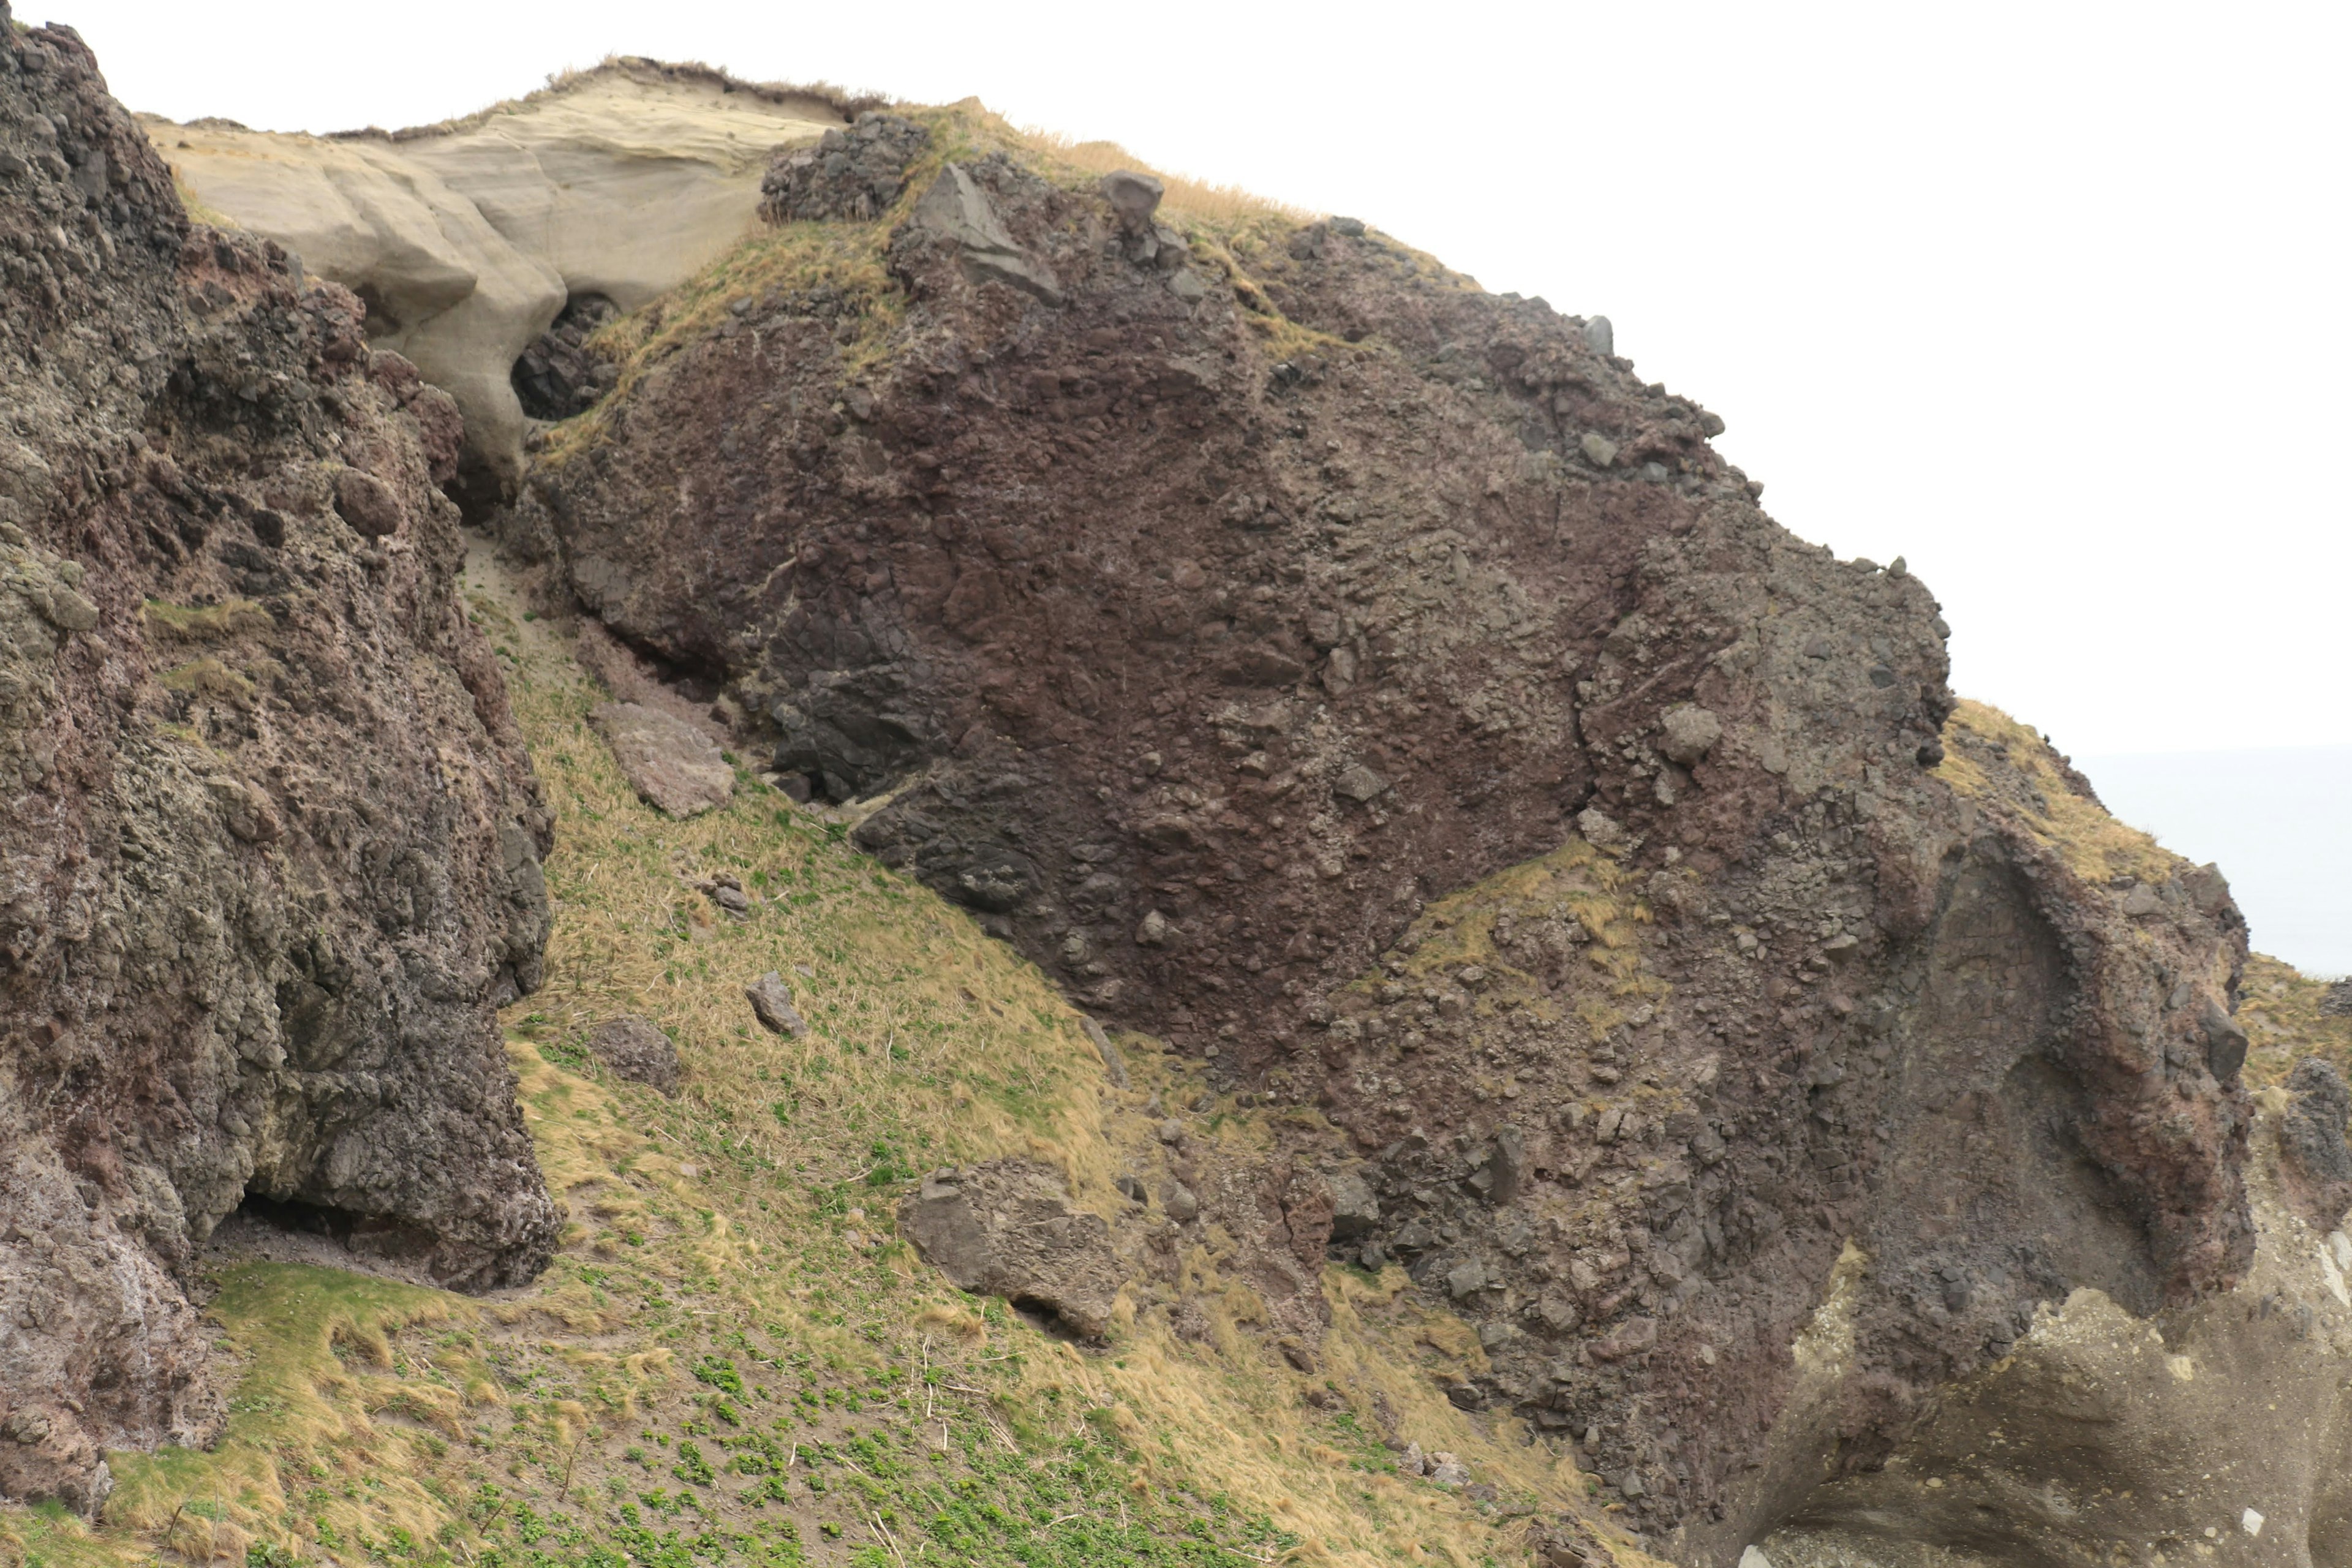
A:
2201 997 2250 1080
2280 1058 2352 1226
759 113 929 224
0 15 554 1512
587 1016 681 1095
510 292 619 421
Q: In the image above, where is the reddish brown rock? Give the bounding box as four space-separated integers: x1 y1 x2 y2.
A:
0 10 554 1511
502 121 2253 1561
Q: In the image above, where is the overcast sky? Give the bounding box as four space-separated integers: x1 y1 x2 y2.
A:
62 0 2347 758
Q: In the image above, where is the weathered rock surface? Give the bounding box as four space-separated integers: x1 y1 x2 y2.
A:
0 10 554 1510
145 63 856 504
589 699 733 816
758 111 929 224
500 118 2266 1561
1763 1083 2352 1568
900 1161 1121 1338
586 1015 680 1094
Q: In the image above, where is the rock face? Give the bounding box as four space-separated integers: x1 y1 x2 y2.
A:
502 116 2264 1561
144 62 858 505
1765 1083 2352 1568
0 12 555 1511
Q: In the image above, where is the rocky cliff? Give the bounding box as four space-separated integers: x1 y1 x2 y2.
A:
0 9 554 1512
6 34 2345 1568
492 109 2263 1558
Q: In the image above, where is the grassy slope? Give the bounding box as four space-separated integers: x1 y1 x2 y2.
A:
1 567 1611 1568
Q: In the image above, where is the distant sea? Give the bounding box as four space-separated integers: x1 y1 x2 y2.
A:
2074 747 2352 979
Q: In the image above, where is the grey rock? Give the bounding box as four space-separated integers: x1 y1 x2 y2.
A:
1330 216 1366 237
1080 1014 1129 1087
1332 764 1390 804
1659 704 1723 766
910 164 1063 306
587 1016 681 1095
1329 1167 1382 1240
1099 170 1164 235
745 971 810 1038
1580 431 1619 469
1165 1182 1200 1221
590 703 733 818
1446 1259 1488 1298
1167 268 1208 303
1583 315 1615 356
1136 909 1170 947
900 1161 1122 1338
1157 1118 1186 1145
2121 882 2165 918
1427 1452 1470 1488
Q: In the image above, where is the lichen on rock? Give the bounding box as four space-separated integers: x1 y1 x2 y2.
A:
0 8 555 1512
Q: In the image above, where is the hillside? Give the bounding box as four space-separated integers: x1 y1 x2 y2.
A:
9 12 2352 1568
6 546 1605 1568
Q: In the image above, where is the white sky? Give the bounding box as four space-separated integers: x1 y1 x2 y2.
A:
51 0 2352 758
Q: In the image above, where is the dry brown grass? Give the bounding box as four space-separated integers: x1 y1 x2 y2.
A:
1013 126 1314 228
1937 699 2182 885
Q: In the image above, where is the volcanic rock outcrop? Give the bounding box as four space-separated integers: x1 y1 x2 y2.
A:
145 63 860 506
499 116 2271 1559
0 11 554 1511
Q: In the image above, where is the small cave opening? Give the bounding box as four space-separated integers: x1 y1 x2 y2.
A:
511 291 621 423
228 1184 438 1266
1006 1295 1086 1344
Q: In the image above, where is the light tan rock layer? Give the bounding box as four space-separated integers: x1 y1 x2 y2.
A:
144 66 846 497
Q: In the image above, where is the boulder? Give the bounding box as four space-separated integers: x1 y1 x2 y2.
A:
1328 1167 1382 1241
587 1016 680 1095
899 1161 1122 1338
745 972 809 1038
589 702 733 818
907 164 1064 306
1659 704 1722 766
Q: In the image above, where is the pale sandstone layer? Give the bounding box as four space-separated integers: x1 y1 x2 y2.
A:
144 65 848 502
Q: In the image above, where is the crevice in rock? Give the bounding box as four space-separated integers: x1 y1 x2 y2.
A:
230 1186 438 1267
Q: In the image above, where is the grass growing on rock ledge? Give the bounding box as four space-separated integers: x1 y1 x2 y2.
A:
0 559 1612 1568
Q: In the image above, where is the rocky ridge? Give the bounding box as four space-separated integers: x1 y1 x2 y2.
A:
0 10 554 1512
